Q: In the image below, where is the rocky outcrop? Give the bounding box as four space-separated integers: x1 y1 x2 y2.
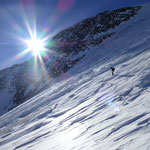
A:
51 6 141 55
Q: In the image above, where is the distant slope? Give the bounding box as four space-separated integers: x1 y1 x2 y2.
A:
0 2 150 150
0 6 141 116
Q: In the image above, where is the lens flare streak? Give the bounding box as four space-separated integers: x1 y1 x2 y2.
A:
97 92 120 112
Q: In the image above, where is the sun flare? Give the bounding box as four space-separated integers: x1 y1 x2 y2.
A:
27 38 45 56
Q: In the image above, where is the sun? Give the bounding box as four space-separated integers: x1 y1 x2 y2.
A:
27 38 45 56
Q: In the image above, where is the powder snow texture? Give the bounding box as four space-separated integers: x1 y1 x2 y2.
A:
0 2 150 150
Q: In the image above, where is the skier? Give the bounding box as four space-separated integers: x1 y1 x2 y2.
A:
111 67 115 75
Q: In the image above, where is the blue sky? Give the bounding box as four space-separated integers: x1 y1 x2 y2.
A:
0 0 150 70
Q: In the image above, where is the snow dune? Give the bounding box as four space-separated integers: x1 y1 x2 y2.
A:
0 3 150 150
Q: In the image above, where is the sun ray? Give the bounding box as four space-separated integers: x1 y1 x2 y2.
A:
20 3 34 39
0 1 55 81
37 52 50 80
15 48 31 58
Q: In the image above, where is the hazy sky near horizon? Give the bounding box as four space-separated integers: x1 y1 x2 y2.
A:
0 0 150 70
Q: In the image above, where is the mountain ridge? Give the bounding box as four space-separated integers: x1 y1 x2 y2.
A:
0 5 141 116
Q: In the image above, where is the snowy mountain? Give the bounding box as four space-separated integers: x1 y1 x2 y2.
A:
51 6 141 56
0 54 77 116
1 2 150 150
0 5 141 117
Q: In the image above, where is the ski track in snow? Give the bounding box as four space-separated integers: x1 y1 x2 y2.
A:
1 3 150 150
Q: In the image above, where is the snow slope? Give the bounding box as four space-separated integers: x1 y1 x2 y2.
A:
0 5 140 116
0 3 150 150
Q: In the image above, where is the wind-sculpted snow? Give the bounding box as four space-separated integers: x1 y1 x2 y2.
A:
0 3 150 150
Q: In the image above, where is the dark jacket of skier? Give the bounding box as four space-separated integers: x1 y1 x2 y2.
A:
111 67 115 75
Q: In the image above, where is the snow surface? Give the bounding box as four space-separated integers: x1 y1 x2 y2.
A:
1 3 150 150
